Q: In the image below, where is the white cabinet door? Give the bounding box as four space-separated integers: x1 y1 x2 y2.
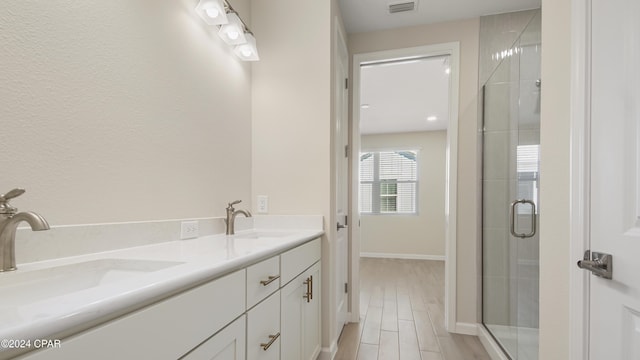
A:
281 262 321 360
181 315 246 360
302 263 321 360
247 291 281 360
281 272 304 360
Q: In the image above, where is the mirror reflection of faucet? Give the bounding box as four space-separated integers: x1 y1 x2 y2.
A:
225 200 252 235
0 189 50 272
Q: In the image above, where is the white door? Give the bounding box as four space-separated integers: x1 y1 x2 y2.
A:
334 22 349 338
587 0 640 358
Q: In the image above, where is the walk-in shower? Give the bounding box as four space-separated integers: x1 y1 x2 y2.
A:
482 11 541 360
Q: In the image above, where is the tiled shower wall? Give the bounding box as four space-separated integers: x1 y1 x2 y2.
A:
479 9 540 88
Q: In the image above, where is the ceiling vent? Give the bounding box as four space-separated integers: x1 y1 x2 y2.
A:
388 1 416 14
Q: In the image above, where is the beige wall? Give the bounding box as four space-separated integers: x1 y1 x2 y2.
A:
539 0 571 358
349 18 481 324
360 131 446 257
0 0 252 225
250 0 331 217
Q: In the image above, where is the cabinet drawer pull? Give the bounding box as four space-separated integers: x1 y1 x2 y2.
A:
259 275 280 286
303 275 313 303
260 332 281 351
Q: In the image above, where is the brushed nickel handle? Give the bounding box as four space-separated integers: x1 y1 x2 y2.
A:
260 275 280 286
303 275 313 302
577 250 613 279
509 199 537 238
260 332 280 351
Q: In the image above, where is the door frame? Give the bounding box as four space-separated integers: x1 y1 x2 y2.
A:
350 42 460 331
569 0 591 358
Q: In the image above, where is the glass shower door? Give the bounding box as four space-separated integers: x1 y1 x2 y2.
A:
482 11 540 360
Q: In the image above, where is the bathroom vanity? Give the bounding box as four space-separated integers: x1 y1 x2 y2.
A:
0 224 323 360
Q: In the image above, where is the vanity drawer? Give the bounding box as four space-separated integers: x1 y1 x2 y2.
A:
247 291 281 360
281 238 320 285
246 256 280 309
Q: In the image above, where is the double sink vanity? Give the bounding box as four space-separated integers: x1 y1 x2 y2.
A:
0 211 324 360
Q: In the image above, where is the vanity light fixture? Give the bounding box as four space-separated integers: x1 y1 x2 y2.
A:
195 0 228 25
194 0 259 61
426 116 438 122
234 33 259 61
218 13 248 45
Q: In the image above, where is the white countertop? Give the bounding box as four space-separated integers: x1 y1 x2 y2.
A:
0 228 323 351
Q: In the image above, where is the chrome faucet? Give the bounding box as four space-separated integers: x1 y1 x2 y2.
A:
225 200 251 235
0 189 50 272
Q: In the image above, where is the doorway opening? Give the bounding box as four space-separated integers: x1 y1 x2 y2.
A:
350 43 460 333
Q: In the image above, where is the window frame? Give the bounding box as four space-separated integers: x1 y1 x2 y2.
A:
359 148 420 216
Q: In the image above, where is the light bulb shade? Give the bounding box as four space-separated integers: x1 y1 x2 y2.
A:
218 13 247 45
195 0 228 25
234 33 259 61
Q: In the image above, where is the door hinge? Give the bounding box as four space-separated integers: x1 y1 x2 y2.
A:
345 215 348 227
344 282 349 294
345 78 348 90
344 144 349 158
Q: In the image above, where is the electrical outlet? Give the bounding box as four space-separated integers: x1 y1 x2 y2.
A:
257 195 268 213
180 220 199 240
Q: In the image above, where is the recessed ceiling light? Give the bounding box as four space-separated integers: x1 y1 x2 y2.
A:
426 116 438 122
361 104 370 109
444 67 451 75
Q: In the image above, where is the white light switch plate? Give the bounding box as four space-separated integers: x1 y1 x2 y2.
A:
257 195 268 213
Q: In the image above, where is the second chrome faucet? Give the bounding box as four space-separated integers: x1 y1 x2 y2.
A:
225 200 251 235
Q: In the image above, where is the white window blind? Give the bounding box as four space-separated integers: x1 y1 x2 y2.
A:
359 150 418 214
516 144 540 214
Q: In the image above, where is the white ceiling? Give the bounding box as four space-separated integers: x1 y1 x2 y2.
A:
343 0 541 135
360 57 450 134
338 0 541 34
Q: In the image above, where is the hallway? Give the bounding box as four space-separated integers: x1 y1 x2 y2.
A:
335 258 490 360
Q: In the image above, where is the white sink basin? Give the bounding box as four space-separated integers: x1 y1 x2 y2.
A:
0 259 183 307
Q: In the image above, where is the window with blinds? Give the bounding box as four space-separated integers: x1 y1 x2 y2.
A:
516 144 540 214
360 150 418 214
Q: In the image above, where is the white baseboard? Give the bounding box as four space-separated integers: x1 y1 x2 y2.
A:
360 252 445 261
348 311 361 323
452 322 478 335
319 340 338 360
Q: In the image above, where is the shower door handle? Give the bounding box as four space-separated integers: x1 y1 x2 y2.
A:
510 199 536 238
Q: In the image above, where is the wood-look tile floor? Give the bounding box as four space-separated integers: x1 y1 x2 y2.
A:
335 258 491 360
